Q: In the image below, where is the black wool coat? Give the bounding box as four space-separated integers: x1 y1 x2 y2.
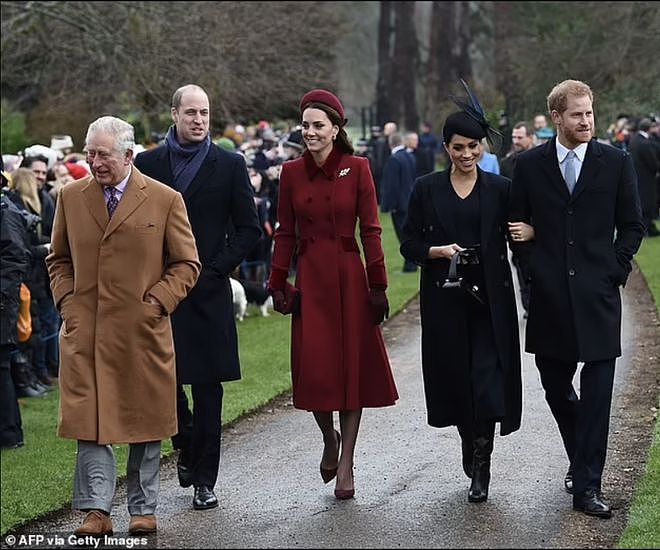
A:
400 168 522 436
135 144 261 383
509 138 644 362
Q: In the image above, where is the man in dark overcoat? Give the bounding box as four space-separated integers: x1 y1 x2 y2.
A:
135 84 261 511
629 118 660 236
509 79 644 518
380 132 418 272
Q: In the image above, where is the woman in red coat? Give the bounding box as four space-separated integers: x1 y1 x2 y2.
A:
268 89 399 500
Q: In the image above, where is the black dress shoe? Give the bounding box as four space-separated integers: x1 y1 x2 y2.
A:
193 485 218 510
573 490 611 518
564 470 573 494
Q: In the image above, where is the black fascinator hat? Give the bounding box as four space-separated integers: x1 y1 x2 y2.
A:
443 78 503 154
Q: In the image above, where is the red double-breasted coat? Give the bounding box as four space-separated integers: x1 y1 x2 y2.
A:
269 147 398 411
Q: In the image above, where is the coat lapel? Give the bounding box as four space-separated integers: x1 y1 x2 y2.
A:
183 146 218 201
431 171 457 239
81 178 109 231
478 170 498 252
569 139 603 202
538 139 570 198
103 170 147 240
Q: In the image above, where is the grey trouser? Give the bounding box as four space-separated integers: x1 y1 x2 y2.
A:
73 440 161 515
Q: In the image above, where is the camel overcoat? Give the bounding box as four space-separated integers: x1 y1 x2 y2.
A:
46 167 200 444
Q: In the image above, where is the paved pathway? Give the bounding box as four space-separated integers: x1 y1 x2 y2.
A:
10 267 659 549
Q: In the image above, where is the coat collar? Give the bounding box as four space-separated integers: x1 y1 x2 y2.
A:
303 145 344 181
430 167 499 251
81 167 148 237
539 138 604 202
146 143 220 201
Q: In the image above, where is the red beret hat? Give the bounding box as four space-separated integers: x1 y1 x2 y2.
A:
299 89 345 122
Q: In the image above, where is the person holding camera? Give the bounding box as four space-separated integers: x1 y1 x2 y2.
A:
400 82 528 503
268 89 398 500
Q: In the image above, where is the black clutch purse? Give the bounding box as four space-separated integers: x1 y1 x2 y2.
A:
442 246 486 305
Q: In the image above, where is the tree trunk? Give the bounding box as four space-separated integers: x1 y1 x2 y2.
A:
376 1 394 127
425 1 455 129
392 1 419 131
455 1 473 81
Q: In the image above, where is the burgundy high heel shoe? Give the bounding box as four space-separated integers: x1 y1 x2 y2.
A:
334 469 354 500
320 429 341 484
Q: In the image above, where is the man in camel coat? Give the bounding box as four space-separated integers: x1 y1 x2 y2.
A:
46 116 200 537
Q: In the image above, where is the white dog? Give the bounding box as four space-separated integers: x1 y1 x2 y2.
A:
230 277 249 322
230 277 272 321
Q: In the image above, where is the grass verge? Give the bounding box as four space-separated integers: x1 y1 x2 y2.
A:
0 213 419 534
617 236 660 548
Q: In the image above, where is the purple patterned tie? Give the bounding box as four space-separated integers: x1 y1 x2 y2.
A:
106 186 119 218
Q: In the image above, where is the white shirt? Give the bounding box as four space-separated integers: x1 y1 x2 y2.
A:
555 138 588 183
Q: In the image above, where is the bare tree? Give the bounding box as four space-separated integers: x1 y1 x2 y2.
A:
375 1 394 126
1 1 345 144
391 1 419 131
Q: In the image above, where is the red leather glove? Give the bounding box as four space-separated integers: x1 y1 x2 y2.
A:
269 283 300 315
369 288 389 325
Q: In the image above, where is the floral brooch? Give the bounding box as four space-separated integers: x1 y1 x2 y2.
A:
338 168 351 178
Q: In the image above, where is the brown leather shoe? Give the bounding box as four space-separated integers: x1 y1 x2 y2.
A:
128 514 157 534
74 510 113 535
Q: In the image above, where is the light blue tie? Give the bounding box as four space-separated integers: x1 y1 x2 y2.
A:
564 150 577 194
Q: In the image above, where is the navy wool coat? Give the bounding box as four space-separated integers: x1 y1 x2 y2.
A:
135 143 261 383
509 138 644 362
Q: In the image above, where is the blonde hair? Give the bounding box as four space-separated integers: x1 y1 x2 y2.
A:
547 79 593 114
10 168 41 215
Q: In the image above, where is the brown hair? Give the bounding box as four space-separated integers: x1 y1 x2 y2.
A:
303 101 354 155
513 121 534 136
547 80 593 114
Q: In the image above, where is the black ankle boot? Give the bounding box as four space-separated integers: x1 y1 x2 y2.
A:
456 424 473 478
468 422 495 503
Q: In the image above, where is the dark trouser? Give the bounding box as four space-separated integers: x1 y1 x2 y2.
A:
36 298 61 377
0 345 23 448
535 356 615 496
391 210 417 272
172 383 224 488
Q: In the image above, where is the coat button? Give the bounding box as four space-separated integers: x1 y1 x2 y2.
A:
567 208 574 215
307 197 312 203
307 216 313 222
310 237 316 243
326 196 331 201
568 239 574 246
500 253 506 260
435 281 440 287
569 269 575 276
503 280 510 288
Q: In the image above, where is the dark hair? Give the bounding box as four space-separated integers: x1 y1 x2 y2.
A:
303 101 354 155
20 155 49 168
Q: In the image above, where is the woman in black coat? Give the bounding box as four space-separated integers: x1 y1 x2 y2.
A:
400 106 531 503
